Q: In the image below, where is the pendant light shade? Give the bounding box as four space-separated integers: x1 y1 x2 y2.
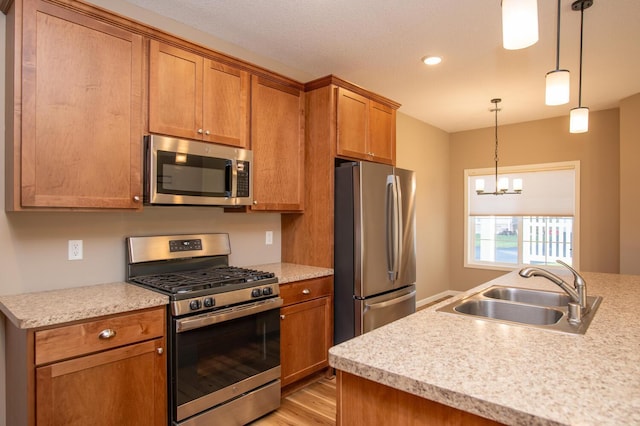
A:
545 69 571 105
502 0 539 50
570 107 589 133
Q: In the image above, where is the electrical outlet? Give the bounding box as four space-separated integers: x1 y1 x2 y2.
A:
68 240 83 260
265 231 273 245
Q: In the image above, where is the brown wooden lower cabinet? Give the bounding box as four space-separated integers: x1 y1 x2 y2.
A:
336 371 502 426
36 339 165 426
5 306 167 426
280 277 333 388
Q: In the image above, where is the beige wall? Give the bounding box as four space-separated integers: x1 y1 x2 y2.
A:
396 113 450 301
449 109 621 291
619 93 640 274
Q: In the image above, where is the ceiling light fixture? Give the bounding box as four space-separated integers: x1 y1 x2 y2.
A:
501 0 539 50
422 56 442 66
569 0 593 133
545 0 570 105
476 99 523 196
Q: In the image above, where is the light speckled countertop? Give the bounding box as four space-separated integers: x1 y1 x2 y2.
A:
329 271 640 426
249 262 333 284
0 262 333 330
0 283 169 329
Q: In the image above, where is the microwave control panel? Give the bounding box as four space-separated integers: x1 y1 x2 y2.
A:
236 161 250 198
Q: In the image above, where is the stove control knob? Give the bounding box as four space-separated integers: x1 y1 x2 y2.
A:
203 297 215 308
262 287 273 296
189 300 202 311
251 289 262 298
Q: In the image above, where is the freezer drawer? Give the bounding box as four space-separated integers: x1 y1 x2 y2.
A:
357 285 416 335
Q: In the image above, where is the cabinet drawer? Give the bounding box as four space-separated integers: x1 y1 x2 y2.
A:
35 307 165 365
280 277 332 306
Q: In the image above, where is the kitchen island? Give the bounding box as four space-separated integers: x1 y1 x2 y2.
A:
329 271 640 425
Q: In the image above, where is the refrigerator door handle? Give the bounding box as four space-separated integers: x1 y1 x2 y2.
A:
395 174 404 282
385 175 399 281
363 290 416 312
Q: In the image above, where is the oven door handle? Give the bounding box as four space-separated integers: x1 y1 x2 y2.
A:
175 297 283 333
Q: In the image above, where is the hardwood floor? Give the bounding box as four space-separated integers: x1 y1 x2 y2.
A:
251 377 336 425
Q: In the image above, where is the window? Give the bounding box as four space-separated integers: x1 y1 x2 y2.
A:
464 162 580 271
472 216 574 266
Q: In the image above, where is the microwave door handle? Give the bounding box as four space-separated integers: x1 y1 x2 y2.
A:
227 159 235 198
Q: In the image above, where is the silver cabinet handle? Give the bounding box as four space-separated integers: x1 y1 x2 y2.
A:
98 329 116 340
253 200 258 205
156 347 164 355
302 289 311 295
133 195 141 202
205 130 211 135
280 315 285 320
197 128 203 134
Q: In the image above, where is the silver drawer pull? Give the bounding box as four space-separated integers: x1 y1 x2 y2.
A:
280 315 285 320
98 329 116 340
302 289 311 295
156 347 164 355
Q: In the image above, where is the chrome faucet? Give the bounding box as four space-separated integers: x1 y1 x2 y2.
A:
519 260 588 324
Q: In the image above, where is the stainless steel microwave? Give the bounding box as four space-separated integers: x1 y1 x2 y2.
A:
144 135 253 206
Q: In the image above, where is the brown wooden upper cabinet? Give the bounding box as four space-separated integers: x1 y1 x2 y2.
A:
5 0 144 210
148 40 250 148
250 76 305 211
336 87 396 165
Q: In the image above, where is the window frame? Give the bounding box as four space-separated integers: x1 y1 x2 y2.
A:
463 161 581 272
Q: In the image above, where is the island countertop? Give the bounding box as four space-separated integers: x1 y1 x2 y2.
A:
328 271 640 425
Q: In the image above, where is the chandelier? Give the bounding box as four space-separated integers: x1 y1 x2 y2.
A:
475 99 523 196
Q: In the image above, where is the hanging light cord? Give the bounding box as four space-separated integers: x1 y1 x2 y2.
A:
577 3 585 107
555 0 561 70
491 98 501 191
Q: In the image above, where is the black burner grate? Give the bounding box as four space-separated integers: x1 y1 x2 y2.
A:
130 266 275 294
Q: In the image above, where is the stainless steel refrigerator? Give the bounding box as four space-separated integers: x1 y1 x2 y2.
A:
334 161 417 345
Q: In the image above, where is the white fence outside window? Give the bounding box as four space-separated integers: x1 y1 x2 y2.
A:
522 217 573 265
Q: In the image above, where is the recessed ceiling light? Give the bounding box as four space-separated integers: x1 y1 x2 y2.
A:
421 56 442 66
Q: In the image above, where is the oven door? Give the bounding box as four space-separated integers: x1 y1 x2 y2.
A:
171 297 282 423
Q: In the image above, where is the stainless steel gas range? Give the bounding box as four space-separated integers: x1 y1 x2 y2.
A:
126 233 282 426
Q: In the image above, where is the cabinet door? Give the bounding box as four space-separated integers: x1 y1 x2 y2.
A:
368 101 396 165
280 296 332 386
36 339 166 426
251 76 304 211
20 1 143 208
336 87 369 160
149 40 203 140
202 60 250 148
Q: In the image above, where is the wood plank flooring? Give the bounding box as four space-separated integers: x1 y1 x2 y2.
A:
251 377 336 425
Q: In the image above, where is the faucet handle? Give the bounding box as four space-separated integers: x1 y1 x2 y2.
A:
556 260 585 287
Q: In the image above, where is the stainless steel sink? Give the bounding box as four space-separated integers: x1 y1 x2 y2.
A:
454 299 563 325
437 285 602 334
481 286 570 307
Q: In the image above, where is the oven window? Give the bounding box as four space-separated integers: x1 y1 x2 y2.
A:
157 150 231 197
173 308 280 407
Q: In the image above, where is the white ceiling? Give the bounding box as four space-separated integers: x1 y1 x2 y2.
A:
125 0 640 133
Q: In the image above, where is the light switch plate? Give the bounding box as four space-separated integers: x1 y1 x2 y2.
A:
265 231 273 245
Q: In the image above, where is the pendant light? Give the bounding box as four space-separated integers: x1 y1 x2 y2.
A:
502 0 539 50
476 99 523 196
545 0 570 105
569 0 593 133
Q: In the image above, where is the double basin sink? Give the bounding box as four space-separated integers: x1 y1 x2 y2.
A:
437 285 602 334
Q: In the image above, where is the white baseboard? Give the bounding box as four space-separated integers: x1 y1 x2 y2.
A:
416 290 461 309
